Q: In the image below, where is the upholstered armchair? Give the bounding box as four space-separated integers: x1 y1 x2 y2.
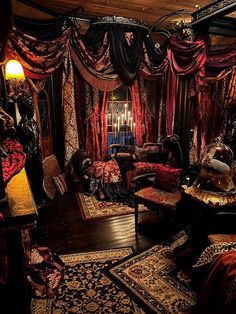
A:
133 165 182 232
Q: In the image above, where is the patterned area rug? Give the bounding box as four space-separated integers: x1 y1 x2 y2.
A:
106 231 197 314
31 248 145 314
76 192 149 220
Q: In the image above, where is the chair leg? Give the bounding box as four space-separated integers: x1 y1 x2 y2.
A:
134 201 139 233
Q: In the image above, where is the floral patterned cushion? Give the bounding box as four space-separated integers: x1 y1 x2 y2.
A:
134 186 181 209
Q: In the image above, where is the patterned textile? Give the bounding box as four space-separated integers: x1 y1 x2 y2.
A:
106 231 197 314
62 52 79 167
52 173 68 196
208 234 236 245
193 242 236 268
31 248 144 313
1 139 26 184
42 155 61 199
21 229 65 298
134 186 181 209
26 246 65 298
70 30 122 92
76 192 149 220
7 28 71 79
92 158 122 184
182 184 236 207
131 161 164 174
155 165 182 192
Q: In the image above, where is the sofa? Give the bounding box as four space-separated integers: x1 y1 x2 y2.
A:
110 134 183 189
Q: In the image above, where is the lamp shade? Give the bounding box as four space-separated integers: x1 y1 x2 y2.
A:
5 59 25 80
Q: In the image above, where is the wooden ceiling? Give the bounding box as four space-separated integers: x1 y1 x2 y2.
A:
11 0 211 24
11 0 236 43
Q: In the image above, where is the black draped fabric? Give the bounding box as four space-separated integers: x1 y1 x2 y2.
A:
82 27 107 54
108 26 146 85
14 15 65 41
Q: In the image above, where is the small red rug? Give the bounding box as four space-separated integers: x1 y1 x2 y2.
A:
76 192 149 220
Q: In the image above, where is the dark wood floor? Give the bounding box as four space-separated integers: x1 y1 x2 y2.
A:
30 190 180 256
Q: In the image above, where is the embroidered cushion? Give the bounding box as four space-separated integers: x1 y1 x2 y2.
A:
52 173 68 196
155 165 181 192
42 155 61 199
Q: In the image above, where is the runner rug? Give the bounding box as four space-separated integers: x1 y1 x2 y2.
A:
76 192 149 220
105 230 197 314
31 247 144 314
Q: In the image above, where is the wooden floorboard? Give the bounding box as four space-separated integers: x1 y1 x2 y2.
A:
30 191 180 255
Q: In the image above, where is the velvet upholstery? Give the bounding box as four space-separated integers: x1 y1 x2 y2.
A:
133 163 182 233
154 165 182 192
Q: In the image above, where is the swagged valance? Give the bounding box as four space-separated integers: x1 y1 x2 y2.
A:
7 16 168 89
6 15 236 93
5 15 236 164
7 16 236 93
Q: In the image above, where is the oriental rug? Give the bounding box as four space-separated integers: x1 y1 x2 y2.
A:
106 231 197 314
31 247 145 314
31 232 197 314
76 192 149 220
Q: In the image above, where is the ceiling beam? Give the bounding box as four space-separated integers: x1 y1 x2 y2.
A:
191 0 236 27
209 17 236 37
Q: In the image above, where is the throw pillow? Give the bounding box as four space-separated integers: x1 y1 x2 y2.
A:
155 165 182 192
145 145 162 163
52 173 68 196
135 146 149 162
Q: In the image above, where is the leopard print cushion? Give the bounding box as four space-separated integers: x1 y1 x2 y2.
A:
193 242 236 268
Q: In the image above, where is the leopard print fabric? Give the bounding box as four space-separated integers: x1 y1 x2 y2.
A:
193 242 236 268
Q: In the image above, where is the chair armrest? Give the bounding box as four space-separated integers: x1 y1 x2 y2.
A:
133 172 156 190
109 144 122 154
143 143 162 149
133 172 157 183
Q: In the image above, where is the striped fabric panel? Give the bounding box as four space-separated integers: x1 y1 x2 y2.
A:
52 173 68 195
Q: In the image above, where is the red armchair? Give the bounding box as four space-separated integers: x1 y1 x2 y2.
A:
133 165 182 232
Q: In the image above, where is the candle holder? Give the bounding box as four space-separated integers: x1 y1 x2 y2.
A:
115 121 135 145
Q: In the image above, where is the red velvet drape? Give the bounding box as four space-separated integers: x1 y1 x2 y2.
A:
131 80 143 146
85 87 109 161
167 36 207 136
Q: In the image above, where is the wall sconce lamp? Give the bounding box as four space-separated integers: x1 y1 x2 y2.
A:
5 59 25 80
4 59 25 125
5 59 25 97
